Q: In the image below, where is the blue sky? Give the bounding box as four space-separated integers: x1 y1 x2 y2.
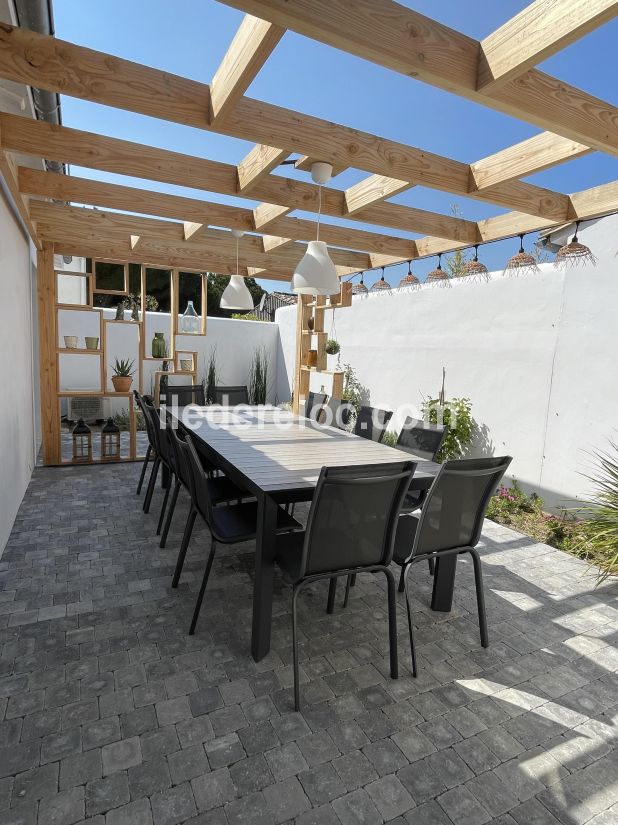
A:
53 0 618 292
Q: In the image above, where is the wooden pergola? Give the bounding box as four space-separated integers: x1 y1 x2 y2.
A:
0 0 616 462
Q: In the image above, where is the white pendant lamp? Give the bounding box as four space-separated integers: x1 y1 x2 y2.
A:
220 230 254 310
292 162 340 296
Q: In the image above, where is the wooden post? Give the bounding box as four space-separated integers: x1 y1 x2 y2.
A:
37 242 60 464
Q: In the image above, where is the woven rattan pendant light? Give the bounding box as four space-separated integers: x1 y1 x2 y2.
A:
554 221 597 269
399 260 420 289
504 234 540 277
426 253 450 287
371 266 391 293
352 272 369 295
461 245 490 281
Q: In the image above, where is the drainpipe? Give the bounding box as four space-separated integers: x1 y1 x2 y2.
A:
13 0 65 174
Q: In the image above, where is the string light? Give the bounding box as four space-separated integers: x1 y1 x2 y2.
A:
504 234 540 277
371 266 391 292
399 260 420 290
554 221 596 269
426 253 450 287
352 271 368 295
461 244 490 281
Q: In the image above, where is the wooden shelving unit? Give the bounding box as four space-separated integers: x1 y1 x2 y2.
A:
44 257 207 466
293 282 352 414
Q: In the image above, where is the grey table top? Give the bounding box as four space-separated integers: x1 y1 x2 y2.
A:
171 407 440 496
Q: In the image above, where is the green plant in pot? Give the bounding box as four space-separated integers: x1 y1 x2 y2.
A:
325 339 340 356
111 358 135 393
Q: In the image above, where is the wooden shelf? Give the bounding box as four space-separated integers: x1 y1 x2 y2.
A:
301 367 343 375
58 390 134 397
57 348 101 355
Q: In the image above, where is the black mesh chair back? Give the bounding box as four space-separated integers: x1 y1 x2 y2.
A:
410 456 512 560
397 417 448 461
143 396 169 464
318 397 354 430
164 384 205 407
300 462 415 577
305 391 327 422
214 386 249 405
353 406 393 442
134 391 157 453
183 433 216 526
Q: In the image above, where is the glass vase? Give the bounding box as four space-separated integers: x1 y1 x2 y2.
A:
151 332 166 358
180 300 200 334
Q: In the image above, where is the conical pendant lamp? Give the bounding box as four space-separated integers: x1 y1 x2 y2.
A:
554 221 597 269
220 230 254 310
292 163 340 296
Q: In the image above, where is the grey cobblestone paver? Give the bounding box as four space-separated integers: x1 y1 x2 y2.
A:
0 463 616 824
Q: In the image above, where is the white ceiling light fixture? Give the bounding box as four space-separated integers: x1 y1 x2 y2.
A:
220 229 255 311
292 162 340 296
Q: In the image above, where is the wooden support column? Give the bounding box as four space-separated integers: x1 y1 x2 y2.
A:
292 294 311 415
37 242 60 464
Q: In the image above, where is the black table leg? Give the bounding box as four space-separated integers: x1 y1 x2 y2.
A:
251 492 277 662
161 463 170 489
431 554 457 612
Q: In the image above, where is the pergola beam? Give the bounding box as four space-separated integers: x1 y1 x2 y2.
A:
217 0 618 156
0 27 572 219
477 0 618 92
5 114 482 239
18 167 417 255
237 143 289 192
29 199 370 272
210 14 285 122
344 174 411 216
0 148 40 246
470 132 592 191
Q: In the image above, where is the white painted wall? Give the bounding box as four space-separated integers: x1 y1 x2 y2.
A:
275 217 618 509
0 185 37 552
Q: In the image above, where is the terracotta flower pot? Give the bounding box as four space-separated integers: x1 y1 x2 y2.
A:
111 375 133 393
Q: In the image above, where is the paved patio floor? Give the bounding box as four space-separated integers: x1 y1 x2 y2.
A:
1 462 617 825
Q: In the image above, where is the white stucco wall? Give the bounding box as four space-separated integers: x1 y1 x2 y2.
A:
275 217 618 510
0 186 37 552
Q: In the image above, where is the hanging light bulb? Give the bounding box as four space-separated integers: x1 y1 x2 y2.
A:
504 233 540 277
554 221 596 269
399 260 420 290
426 253 450 287
352 272 368 295
461 245 490 281
292 163 340 295
371 266 391 292
220 230 254 310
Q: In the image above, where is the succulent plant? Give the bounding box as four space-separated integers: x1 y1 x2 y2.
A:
111 357 135 377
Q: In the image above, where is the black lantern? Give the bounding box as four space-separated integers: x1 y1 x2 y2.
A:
71 418 92 462
101 417 121 461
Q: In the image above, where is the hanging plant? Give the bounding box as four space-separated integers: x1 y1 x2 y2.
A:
325 339 340 355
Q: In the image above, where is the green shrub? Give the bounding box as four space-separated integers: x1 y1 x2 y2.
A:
421 397 474 462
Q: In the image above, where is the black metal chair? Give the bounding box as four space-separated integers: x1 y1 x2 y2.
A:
177 434 302 635
274 461 416 710
394 417 449 589
396 417 448 462
353 405 393 442
214 386 249 405
134 391 157 497
395 456 512 677
163 384 205 407
158 419 248 548
305 391 327 421
317 397 354 430
142 398 175 527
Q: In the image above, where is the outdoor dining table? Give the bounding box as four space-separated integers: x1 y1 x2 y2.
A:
170 406 453 661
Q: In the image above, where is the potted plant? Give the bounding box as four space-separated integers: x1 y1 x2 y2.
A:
325 338 340 370
111 358 135 392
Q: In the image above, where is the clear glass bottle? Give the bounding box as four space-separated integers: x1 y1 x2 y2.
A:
180 300 200 333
